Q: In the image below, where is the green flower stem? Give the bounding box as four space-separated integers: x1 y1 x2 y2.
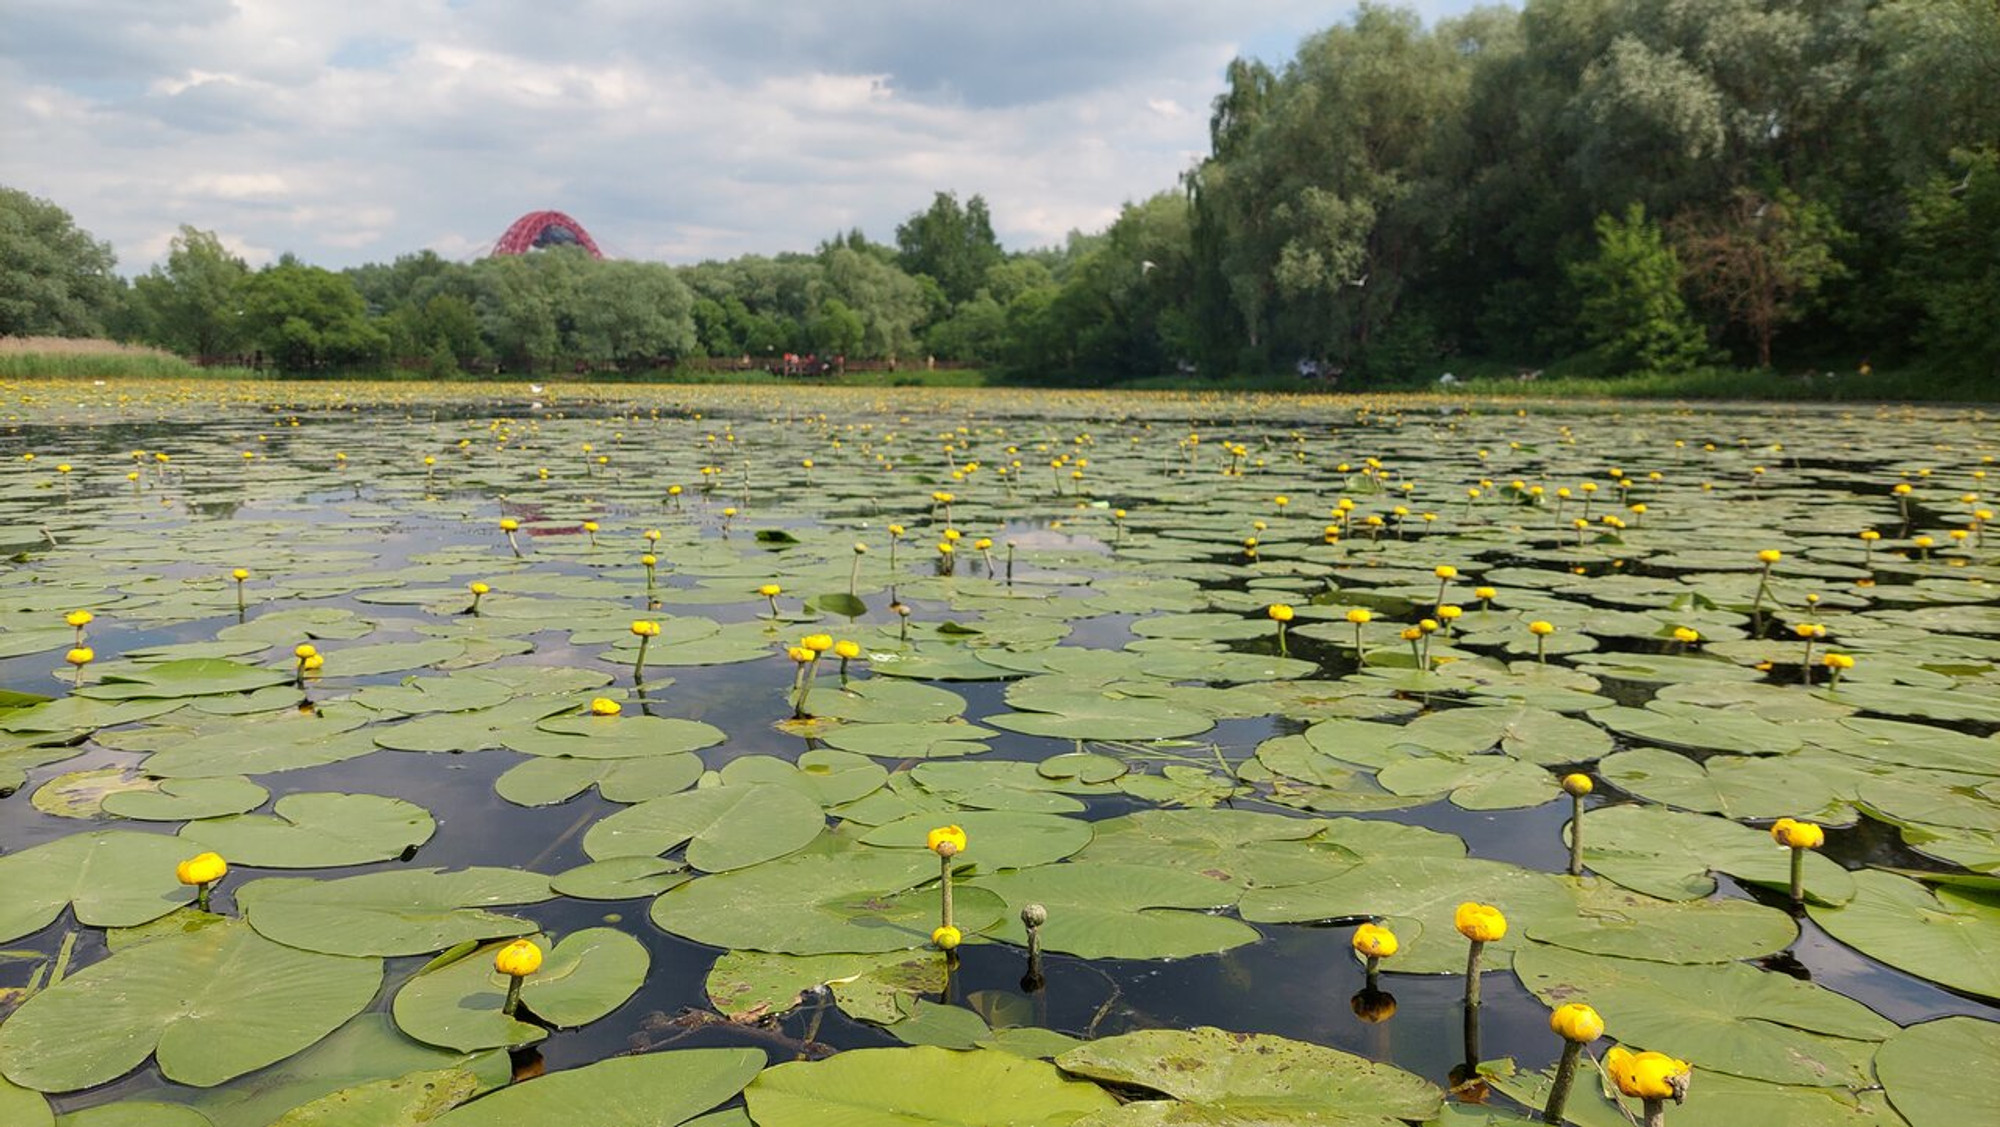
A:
634 636 651 682
1544 1041 1583 1124
1569 795 1585 877
939 851 955 930
1789 845 1805 905
1464 939 1485 1008
195 881 212 913
502 974 524 1017
1643 1097 1666 1127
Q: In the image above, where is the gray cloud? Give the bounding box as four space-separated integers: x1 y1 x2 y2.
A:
0 0 1486 271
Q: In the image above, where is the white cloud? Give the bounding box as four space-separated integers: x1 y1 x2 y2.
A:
0 1 1490 271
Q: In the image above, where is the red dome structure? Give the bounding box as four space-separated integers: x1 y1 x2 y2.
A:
492 210 605 258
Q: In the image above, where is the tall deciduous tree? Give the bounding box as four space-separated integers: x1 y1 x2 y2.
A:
895 192 1004 306
1673 188 1847 368
130 226 249 357
1567 204 1708 373
0 186 119 337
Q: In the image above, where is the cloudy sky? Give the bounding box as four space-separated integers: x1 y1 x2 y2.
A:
3 1 1479 272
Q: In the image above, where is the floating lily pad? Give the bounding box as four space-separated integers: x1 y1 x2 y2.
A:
1874 1016 2000 1127
583 784 826 871
1056 1027 1441 1125
1807 870 2000 1000
392 930 648 1051
745 1046 1116 1127
705 948 944 1023
0 831 192 943
430 1048 766 1127
180 793 435 868
651 846 1004 955
1512 944 1895 1087
0 918 381 1092
239 868 554 957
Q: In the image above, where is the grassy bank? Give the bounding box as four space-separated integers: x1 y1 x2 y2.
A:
1442 364 1994 403
0 338 258 381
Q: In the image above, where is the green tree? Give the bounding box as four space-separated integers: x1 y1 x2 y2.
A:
1672 188 1847 368
1900 148 2000 375
130 226 249 357
240 260 389 371
1566 204 1708 373
808 297 865 356
573 260 697 362
0 186 119 337
895 192 1004 305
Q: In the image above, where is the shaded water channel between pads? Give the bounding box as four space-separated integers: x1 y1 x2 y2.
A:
2 386 1998 1123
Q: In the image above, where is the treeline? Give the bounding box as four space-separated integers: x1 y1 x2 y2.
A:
4 0 1996 384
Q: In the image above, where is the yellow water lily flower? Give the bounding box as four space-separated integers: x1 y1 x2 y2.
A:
1454 902 1508 942
176 852 227 886
1605 1046 1691 1101
927 825 968 856
1549 1003 1604 1043
1351 922 1399 959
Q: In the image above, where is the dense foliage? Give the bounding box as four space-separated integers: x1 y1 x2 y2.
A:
3 0 1995 383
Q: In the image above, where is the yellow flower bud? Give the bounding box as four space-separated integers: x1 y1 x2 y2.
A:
176 852 227 886
1454 902 1508 943
1550 1003 1605 1043
64 610 93 628
494 938 543 978
758 584 782 597
931 925 962 950
65 647 94 667
1346 608 1373 625
231 568 251 582
1562 773 1593 797
469 581 490 596
1435 565 1458 579
802 634 833 652
1351 922 1399 959
1528 620 1555 636
294 643 318 660
833 640 862 660
1672 626 1699 643
499 518 520 532
927 824 968 856
1770 818 1825 849
631 620 661 638
589 697 622 716
1605 1046 1691 1101
1474 586 1496 600
1267 604 1294 623
1757 549 1782 564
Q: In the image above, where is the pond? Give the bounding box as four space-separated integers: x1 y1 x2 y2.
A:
0 380 1994 1127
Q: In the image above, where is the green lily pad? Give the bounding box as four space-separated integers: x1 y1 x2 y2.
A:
506 714 728 760
1582 805 1855 905
0 918 381 1092
392 930 648 1051
583 784 826 871
651 846 1004 955
745 1046 1116 1126
1597 748 1845 821
550 857 692 900
1874 1016 2000 1127
1239 855 1579 973
705 948 945 1023
858 810 1092 871
1525 883 1797 962
77 659 293 701
969 862 1258 959
1512 944 1895 1087
180 793 435 868
1807 870 2000 1000
263 1067 480 1126
0 831 193 943
431 1048 766 1127
495 754 704 807
99 776 270 822
56 1102 214 1127
239 868 554 957
1056 1027 1441 1125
